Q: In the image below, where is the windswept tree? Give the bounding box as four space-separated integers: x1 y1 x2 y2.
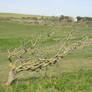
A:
6 30 92 86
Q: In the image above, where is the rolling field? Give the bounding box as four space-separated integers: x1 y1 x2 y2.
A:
0 13 41 18
0 20 92 92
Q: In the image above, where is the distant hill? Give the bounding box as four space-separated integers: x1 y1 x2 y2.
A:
1 13 92 26
0 13 43 18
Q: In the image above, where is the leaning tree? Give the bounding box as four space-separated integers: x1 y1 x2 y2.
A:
5 30 92 86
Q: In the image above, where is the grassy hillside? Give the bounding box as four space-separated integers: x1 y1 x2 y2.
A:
0 18 92 92
0 13 41 18
0 13 58 25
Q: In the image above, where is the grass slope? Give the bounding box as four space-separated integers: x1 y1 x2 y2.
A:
0 20 92 92
0 70 92 92
0 13 41 18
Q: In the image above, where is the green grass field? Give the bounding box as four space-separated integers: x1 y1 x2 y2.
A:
0 13 42 18
0 17 92 92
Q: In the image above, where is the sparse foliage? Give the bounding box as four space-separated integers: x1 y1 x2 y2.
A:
6 31 92 86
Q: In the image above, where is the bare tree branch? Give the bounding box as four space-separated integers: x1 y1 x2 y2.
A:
6 32 92 86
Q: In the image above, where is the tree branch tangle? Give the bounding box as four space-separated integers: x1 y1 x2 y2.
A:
6 32 92 86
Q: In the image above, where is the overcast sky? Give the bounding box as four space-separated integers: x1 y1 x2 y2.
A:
0 0 92 17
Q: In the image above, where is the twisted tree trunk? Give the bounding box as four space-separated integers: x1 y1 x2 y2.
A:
5 70 16 86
